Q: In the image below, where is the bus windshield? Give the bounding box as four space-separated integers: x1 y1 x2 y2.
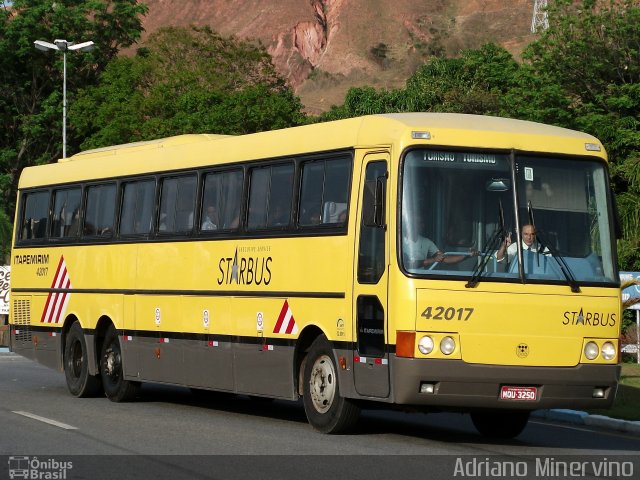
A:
401 149 617 285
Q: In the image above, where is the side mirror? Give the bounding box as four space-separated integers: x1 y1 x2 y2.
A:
363 176 386 228
611 189 622 240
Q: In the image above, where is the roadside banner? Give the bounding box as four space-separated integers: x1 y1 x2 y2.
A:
621 271 640 311
0 265 9 315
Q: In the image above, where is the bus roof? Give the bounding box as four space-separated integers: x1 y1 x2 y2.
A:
18 113 606 189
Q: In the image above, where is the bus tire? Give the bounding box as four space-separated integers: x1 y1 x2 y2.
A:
470 410 530 438
302 336 360 433
100 325 140 402
63 322 103 397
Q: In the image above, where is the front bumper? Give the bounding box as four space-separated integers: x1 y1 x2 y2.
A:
392 357 620 410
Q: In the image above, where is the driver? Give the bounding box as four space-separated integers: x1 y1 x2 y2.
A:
496 224 547 264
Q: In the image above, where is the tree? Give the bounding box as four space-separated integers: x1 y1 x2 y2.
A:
521 0 640 270
0 0 148 257
71 26 305 148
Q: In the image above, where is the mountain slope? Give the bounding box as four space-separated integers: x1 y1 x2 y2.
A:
140 0 537 113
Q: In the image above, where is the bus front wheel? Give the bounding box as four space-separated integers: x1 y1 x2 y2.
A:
302 336 360 433
63 321 103 397
470 410 530 438
100 325 140 402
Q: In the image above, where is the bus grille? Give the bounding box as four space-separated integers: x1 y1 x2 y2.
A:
12 299 32 342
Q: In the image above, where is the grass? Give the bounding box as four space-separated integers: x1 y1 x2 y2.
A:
587 363 640 421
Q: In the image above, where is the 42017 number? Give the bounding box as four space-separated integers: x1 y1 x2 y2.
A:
421 306 474 321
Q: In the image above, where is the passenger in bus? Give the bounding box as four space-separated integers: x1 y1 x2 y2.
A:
66 208 81 237
201 205 218 230
300 206 322 225
269 203 290 227
496 224 548 264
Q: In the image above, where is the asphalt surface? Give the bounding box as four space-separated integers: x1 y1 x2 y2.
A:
1 349 639 480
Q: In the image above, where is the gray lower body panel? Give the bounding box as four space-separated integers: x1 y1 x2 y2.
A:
392 357 620 410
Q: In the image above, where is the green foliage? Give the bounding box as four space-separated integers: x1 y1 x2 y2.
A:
0 205 12 260
71 26 304 148
523 0 640 271
0 0 148 258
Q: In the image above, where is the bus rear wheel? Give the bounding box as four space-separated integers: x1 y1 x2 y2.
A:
470 410 530 438
302 336 359 433
100 325 140 402
64 322 103 397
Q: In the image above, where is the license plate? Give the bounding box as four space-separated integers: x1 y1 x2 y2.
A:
500 386 538 401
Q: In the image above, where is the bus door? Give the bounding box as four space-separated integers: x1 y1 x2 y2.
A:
352 154 390 398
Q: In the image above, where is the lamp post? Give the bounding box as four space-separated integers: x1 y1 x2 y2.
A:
34 39 95 159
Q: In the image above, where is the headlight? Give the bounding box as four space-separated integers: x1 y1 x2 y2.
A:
418 336 434 355
601 342 616 361
584 341 599 360
440 336 456 355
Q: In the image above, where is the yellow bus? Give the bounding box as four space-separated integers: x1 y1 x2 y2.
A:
9 113 621 438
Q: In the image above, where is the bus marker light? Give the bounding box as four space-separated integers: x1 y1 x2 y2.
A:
585 143 601 152
396 331 416 358
48 332 57 337
338 356 347 370
420 383 435 394
374 358 388 365
262 344 274 351
208 340 219 347
124 335 133 341
412 131 431 140
159 337 170 343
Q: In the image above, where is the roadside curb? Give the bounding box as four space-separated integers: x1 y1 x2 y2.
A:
533 409 640 436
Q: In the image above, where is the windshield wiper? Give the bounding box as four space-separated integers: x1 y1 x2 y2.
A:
528 201 581 293
466 201 506 288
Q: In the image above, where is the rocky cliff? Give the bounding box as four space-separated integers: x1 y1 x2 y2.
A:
139 0 537 113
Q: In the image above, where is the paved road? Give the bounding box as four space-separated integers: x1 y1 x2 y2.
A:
1 353 639 479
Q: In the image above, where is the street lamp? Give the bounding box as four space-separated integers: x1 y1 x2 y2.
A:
34 39 95 159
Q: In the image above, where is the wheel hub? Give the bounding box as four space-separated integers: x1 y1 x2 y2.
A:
103 348 119 378
309 355 336 413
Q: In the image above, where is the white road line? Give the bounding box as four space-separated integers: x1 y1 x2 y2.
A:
12 411 78 430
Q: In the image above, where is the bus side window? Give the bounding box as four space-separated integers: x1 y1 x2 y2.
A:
20 190 50 241
159 175 196 234
247 163 293 230
201 169 243 232
85 183 116 237
298 156 351 227
51 188 82 239
120 179 155 235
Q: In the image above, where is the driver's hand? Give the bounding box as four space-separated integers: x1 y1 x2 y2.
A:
504 232 512 246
